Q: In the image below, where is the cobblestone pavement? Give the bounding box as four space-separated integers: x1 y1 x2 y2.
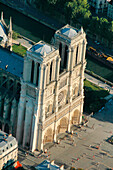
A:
18 99 113 170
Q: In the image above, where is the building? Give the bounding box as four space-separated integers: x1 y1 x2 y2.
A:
0 23 87 151
88 0 108 14
107 0 113 19
0 130 18 170
0 12 12 51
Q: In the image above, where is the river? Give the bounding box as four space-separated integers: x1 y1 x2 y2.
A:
0 3 54 43
0 3 113 82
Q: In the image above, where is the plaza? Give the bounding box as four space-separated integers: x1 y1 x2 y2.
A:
18 98 113 169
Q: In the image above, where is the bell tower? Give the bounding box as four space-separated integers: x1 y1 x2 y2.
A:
16 41 60 151
54 24 87 125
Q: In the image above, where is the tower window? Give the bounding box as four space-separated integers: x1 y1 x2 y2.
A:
31 60 34 83
59 43 62 58
50 61 53 82
36 63 40 86
75 46 79 65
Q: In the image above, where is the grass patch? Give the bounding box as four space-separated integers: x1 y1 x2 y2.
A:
84 79 109 114
12 31 21 39
12 44 27 57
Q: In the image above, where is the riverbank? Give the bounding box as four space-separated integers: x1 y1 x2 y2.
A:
0 0 63 30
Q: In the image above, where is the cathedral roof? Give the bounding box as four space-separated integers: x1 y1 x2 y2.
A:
61 27 78 38
30 42 53 56
0 47 23 77
0 21 8 43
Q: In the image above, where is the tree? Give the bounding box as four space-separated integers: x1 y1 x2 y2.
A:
47 0 57 4
64 0 91 23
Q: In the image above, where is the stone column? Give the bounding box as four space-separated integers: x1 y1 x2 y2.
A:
33 62 37 85
47 63 50 84
67 47 71 71
70 48 74 71
23 100 33 147
78 43 82 63
56 57 61 81
51 60 56 81
23 58 31 82
3 96 10 120
82 40 87 63
10 98 17 136
16 97 25 144
43 65 47 90
73 45 77 67
30 105 38 152
54 71 59 142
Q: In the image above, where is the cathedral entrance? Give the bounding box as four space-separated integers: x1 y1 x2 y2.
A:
44 128 53 144
58 117 68 133
71 110 80 125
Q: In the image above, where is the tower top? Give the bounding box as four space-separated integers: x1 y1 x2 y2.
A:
55 24 80 39
28 41 58 62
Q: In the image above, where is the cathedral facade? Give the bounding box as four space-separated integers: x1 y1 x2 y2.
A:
0 23 87 151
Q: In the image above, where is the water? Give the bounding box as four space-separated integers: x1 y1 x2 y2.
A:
0 3 55 43
86 55 113 82
0 3 113 82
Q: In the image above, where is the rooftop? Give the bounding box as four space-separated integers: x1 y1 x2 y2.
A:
56 25 79 39
30 41 54 56
0 47 24 77
35 160 64 170
0 131 17 155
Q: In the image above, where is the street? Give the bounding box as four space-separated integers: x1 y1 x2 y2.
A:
85 73 113 94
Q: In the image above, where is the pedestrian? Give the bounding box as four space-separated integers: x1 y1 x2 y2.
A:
91 124 95 129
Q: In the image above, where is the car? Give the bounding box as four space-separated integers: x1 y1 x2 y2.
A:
94 41 100 45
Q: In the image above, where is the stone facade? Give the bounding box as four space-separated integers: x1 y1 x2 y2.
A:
16 24 87 151
0 24 87 152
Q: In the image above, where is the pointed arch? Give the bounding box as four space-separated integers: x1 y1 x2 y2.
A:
71 110 80 125
44 128 53 144
58 117 68 133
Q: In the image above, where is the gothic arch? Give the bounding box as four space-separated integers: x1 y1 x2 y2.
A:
58 117 68 133
71 110 80 125
73 86 79 96
44 128 53 144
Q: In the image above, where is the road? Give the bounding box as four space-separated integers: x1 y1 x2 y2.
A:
85 73 113 94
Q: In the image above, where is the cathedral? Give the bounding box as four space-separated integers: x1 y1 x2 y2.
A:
0 13 87 151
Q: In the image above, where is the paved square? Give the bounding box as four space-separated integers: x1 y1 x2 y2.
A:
18 99 113 170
